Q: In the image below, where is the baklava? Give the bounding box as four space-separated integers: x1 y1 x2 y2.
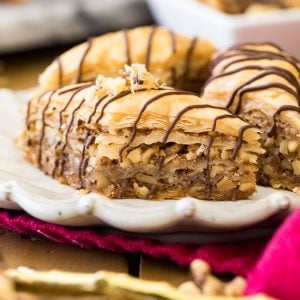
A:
39 26 215 93
22 64 263 200
202 43 300 192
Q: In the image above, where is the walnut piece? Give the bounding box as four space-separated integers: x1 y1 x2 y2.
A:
127 148 142 164
292 160 300 176
133 183 149 198
95 63 165 96
216 177 236 191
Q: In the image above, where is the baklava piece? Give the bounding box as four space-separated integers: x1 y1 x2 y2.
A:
39 26 215 93
22 64 263 200
202 43 300 192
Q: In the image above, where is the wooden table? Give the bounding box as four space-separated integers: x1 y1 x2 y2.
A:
0 47 189 297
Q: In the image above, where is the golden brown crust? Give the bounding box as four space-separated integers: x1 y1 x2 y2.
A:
38 26 215 93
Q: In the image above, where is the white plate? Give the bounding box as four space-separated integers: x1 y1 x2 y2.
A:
0 88 300 241
147 0 300 57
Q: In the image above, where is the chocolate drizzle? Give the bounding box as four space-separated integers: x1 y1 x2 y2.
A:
157 155 165 171
212 50 288 68
72 88 251 196
204 136 213 197
205 42 300 150
161 104 249 160
234 83 300 114
226 70 300 110
169 29 177 86
182 37 197 83
95 90 132 123
221 55 300 75
58 82 93 96
229 43 300 63
76 90 136 185
78 134 95 187
268 105 300 137
169 30 176 53
123 29 131 65
27 90 52 131
160 104 254 199
58 83 93 128
211 47 300 74
75 38 93 83
53 99 86 177
162 104 228 144
33 80 257 199
87 94 107 123
118 90 197 160
231 125 257 160
37 90 57 167
145 27 157 70
203 65 299 93
204 114 244 197
56 57 63 87
229 42 284 52
26 100 31 130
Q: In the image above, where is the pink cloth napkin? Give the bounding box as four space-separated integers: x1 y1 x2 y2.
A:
246 208 300 300
1 208 300 299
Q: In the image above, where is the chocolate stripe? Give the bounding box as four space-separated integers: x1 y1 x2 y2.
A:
205 114 244 198
37 90 57 167
58 82 94 95
145 27 157 70
182 37 197 83
78 134 96 187
230 125 257 160
56 57 63 87
234 83 300 114
58 83 93 128
55 99 86 177
226 70 300 109
118 90 198 160
221 55 300 74
162 104 228 144
203 66 299 92
268 105 300 137
76 38 94 83
169 29 177 86
123 29 132 65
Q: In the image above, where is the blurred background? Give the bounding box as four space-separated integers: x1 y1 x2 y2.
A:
0 0 153 89
1 0 300 90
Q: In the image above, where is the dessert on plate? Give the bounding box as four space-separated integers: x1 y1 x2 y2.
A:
202 42 300 192
22 64 263 200
199 0 300 14
39 26 215 93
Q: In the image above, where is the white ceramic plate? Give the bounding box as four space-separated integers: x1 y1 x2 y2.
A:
0 88 300 242
147 0 300 58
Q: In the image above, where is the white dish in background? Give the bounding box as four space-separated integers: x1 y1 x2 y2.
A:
0 0 150 54
147 0 300 57
0 88 300 245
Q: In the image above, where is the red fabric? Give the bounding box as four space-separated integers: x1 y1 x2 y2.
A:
0 209 265 276
2 208 300 299
246 208 300 300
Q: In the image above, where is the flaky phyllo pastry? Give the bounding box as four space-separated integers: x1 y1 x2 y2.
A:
38 26 215 93
22 64 263 200
202 43 300 192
